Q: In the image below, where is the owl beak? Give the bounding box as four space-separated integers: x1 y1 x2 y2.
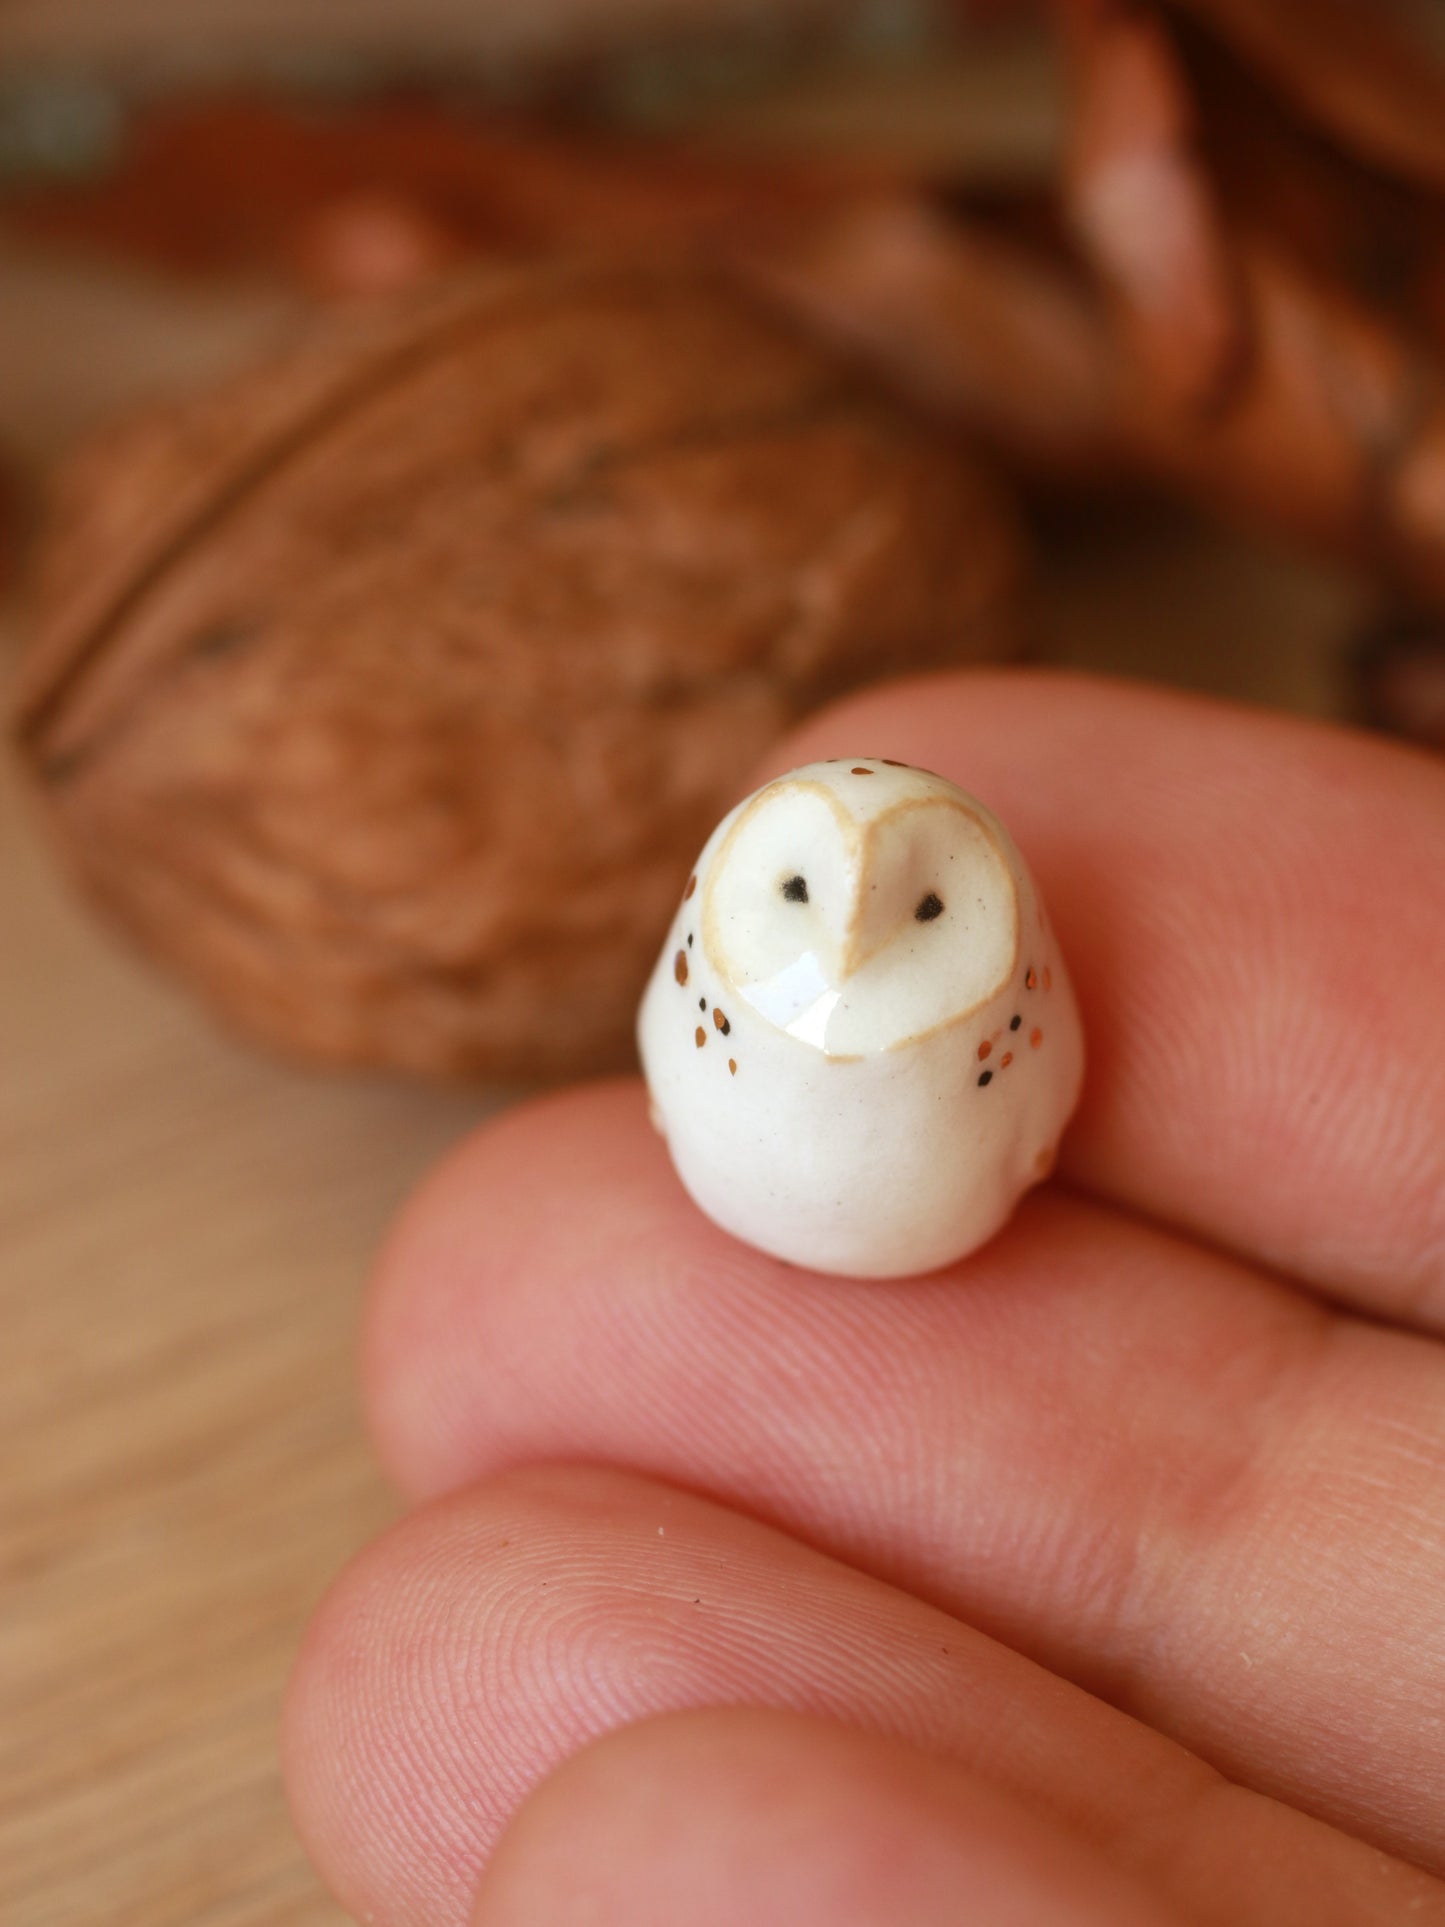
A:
837 928 868 982
837 861 890 982
838 932 886 983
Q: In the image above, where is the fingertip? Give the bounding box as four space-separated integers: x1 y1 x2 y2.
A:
472 1707 1180 1927
362 1079 654 1495
283 1470 634 1926
281 1512 420 1924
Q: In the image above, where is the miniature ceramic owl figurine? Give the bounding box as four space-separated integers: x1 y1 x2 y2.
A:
637 758 1085 1278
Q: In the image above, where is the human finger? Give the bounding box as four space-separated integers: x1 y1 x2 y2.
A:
473 1709 1182 1927
365 1081 1445 1870
776 671 1445 1326
283 1466 1445 1927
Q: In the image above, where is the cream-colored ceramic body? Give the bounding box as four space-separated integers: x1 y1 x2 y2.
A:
637 758 1084 1278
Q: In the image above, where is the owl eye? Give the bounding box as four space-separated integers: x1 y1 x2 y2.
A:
915 892 944 922
781 875 809 903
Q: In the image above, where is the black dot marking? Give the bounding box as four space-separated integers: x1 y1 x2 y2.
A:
915 892 944 922
782 875 809 903
1009 1014 1022 1031
699 998 706 1011
978 1070 993 1087
687 933 693 947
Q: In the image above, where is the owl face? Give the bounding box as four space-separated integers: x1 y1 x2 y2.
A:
701 760 1017 1057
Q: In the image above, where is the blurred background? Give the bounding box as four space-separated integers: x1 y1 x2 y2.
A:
4 2 1445 1921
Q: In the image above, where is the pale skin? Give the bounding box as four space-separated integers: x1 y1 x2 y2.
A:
283 671 1445 1926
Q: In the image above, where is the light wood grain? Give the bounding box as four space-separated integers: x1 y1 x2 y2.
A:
0 636 501 1926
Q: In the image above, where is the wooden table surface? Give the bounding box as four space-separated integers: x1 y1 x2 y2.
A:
0 656 498 1925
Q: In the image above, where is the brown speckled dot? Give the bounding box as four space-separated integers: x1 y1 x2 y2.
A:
1001 1051 1013 1067
728 1058 737 1076
713 1008 731 1035
674 950 688 986
1025 967 1038 990
977 1040 991 1061
1031 1027 1043 1048
684 874 697 900
851 766 874 776
695 1026 706 1048
882 759 908 767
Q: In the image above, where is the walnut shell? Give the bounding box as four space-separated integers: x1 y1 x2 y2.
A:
13 262 1020 1080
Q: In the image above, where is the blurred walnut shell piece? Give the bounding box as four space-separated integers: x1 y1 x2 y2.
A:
13 262 1020 1081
